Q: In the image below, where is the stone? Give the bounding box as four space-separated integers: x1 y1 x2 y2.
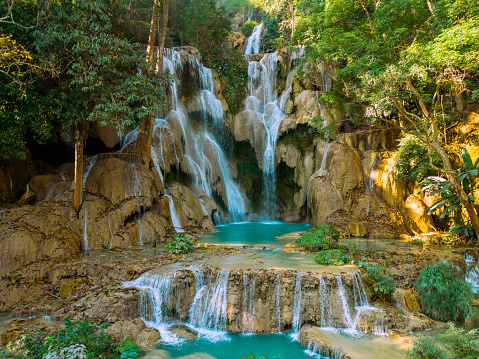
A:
136 327 161 350
349 222 369 237
169 324 198 340
402 195 436 234
59 278 84 299
104 319 146 343
89 123 121 149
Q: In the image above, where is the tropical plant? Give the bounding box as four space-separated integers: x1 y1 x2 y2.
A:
296 224 340 252
418 148 479 237
358 262 400 300
165 235 194 254
415 260 472 322
408 323 479 359
114 338 141 359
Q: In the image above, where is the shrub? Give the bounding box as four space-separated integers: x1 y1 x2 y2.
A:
296 224 340 252
394 134 442 182
411 239 424 246
243 353 265 359
22 317 114 359
409 323 479 359
415 260 472 322
358 262 401 300
240 20 259 36
314 249 346 266
165 235 194 254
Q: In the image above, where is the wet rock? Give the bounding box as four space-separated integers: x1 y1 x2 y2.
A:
349 222 369 237
136 327 161 350
89 123 121 149
1 328 25 346
393 288 421 313
169 324 198 340
293 90 321 124
300 325 351 359
59 278 84 299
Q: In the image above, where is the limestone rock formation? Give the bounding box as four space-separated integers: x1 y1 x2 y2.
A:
402 195 436 234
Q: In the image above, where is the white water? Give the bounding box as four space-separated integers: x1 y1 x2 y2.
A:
318 276 333 328
242 271 257 333
465 254 479 293
292 273 303 333
108 215 114 249
246 53 288 218
83 204 89 251
244 23 263 55
276 274 282 332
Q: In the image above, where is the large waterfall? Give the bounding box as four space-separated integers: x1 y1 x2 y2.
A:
121 48 247 224
245 53 289 219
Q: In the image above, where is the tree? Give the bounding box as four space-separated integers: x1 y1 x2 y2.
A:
32 0 166 211
136 0 170 164
291 0 479 237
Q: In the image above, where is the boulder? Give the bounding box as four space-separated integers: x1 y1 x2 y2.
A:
104 319 146 343
169 324 198 340
136 327 161 350
232 110 267 167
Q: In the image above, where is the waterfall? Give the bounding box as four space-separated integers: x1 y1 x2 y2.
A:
189 271 230 330
108 215 114 249
166 194 184 233
83 204 89 251
276 274 282 332
465 254 479 293
292 273 303 333
335 276 354 329
242 271 257 333
246 53 287 219
244 23 263 55
318 276 333 328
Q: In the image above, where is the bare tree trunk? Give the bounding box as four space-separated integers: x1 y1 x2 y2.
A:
455 92 465 112
137 0 170 164
146 0 159 67
73 124 84 212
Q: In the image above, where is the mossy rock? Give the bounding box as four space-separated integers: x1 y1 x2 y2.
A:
314 249 345 266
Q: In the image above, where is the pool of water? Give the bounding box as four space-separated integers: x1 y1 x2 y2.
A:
200 222 312 246
156 332 324 359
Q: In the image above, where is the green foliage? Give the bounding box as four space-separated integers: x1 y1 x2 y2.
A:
415 260 472 322
114 338 141 359
165 235 194 254
359 262 400 300
242 353 265 359
418 148 479 237
240 20 259 36
411 239 424 246
277 125 316 155
296 224 340 252
260 14 280 53
346 238 364 262
409 323 479 359
22 317 113 359
394 135 442 182
220 47 249 115
314 249 346 266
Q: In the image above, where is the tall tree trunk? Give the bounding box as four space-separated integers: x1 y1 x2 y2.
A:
73 124 84 212
146 0 159 68
137 0 169 165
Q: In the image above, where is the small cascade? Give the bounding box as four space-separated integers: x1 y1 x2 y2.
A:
83 204 89 251
318 276 333 328
292 273 303 333
166 194 184 233
132 164 144 245
242 271 257 333
189 271 230 330
465 254 479 293
276 274 282 332
351 273 369 308
306 341 346 359
335 276 354 329
83 155 98 186
108 215 114 249
244 23 263 55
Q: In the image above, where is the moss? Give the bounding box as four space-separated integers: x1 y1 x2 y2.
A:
314 249 346 266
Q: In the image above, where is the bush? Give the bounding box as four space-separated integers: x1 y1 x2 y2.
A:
165 235 194 254
393 134 442 182
415 260 472 322
358 262 401 300
411 239 424 246
240 20 259 36
296 224 340 252
22 317 114 359
409 323 479 359
314 249 346 266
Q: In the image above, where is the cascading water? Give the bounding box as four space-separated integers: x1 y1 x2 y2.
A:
242 271 257 333
246 53 288 218
318 276 333 328
83 204 89 251
292 273 303 333
244 23 263 55
276 274 282 332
